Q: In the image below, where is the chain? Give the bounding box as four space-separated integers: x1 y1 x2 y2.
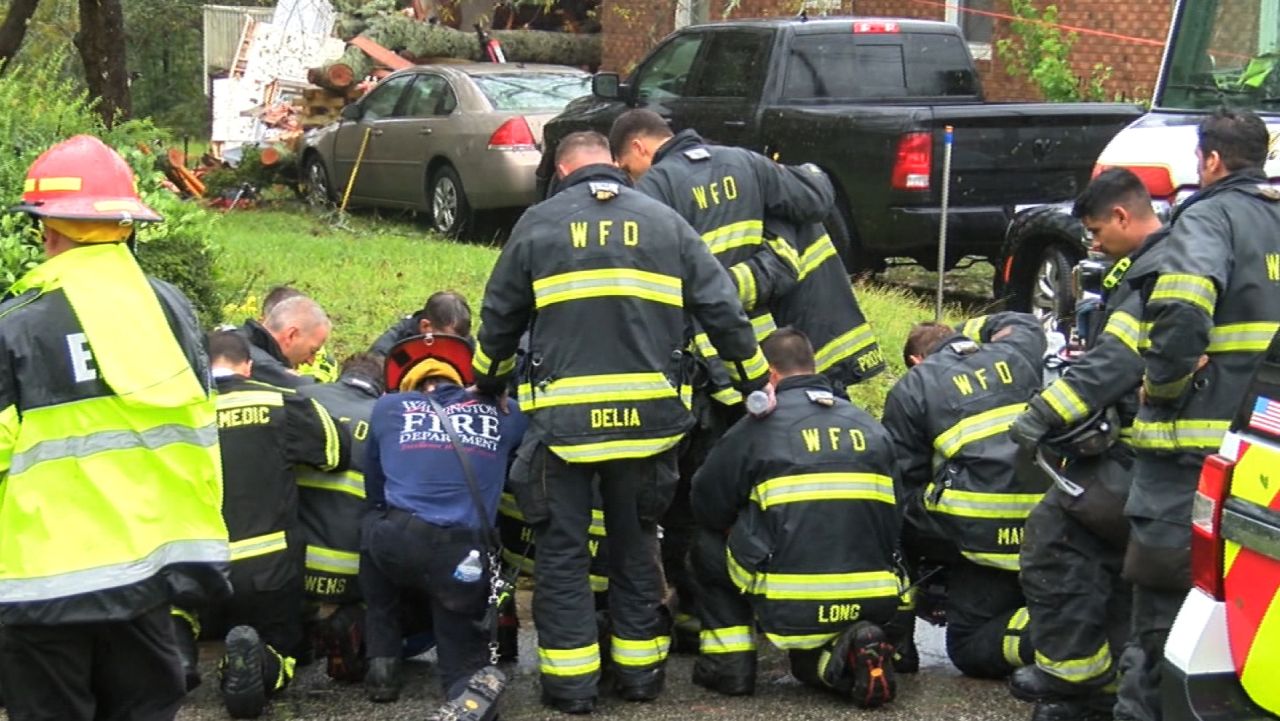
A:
487 549 503 665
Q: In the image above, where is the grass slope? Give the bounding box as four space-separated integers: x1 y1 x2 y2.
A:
213 208 957 415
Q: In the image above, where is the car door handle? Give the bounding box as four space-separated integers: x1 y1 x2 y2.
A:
420 127 433 135
370 129 384 137
723 120 747 128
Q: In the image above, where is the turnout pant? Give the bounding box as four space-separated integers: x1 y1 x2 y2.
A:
531 446 677 701
1021 489 1132 693
668 397 742 623
182 547 307 695
946 559 1033 678
361 508 489 697
0 604 185 721
1119 451 1199 721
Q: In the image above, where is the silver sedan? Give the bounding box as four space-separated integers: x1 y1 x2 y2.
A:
302 63 589 235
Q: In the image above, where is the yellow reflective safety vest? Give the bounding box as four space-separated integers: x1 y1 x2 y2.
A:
0 244 229 624
882 313 1050 572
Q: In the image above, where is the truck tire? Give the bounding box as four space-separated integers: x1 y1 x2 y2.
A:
1000 208 1087 328
827 197 883 278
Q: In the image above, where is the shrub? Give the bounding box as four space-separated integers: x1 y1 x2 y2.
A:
0 53 224 325
995 0 1113 102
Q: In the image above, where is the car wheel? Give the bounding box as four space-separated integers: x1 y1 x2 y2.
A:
428 165 473 237
304 155 333 207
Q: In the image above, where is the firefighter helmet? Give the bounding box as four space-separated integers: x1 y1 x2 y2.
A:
1043 406 1121 459
13 135 162 224
385 333 476 391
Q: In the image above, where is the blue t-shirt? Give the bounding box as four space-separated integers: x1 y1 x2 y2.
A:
365 384 528 529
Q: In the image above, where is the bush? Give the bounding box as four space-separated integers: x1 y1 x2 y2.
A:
0 53 224 326
995 0 1113 102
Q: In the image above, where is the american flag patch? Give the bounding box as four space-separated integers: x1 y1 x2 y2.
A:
1248 396 1280 436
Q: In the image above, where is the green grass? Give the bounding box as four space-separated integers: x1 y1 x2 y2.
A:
212 206 964 416
212 207 499 359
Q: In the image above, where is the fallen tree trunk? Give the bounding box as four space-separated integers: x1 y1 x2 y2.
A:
310 16 601 93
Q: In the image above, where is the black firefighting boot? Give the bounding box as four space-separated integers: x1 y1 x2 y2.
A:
316 604 367 683
540 689 596 714
1010 665 1100 702
1030 696 1116 721
171 607 203 692
691 653 756 697
365 657 403 703
826 621 896 708
219 626 267 719
427 666 508 721
616 666 665 702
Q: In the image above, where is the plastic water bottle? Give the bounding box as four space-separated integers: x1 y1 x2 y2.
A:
453 549 483 583
745 386 776 418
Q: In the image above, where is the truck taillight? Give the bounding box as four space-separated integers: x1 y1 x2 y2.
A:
1191 454 1233 600
488 117 537 151
1092 164 1176 199
891 132 932 191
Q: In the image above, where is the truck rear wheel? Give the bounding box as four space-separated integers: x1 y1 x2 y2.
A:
1000 209 1087 329
1027 244 1075 325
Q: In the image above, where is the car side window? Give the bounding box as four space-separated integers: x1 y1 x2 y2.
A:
688 31 770 98
633 33 704 101
402 74 450 117
438 83 458 114
361 75 413 121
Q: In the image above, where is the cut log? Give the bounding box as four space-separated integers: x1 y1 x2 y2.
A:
310 16 601 92
259 145 295 167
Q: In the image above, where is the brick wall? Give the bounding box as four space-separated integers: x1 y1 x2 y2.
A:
599 0 1173 102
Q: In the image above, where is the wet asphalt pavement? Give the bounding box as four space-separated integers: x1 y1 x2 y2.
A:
168 610 1030 721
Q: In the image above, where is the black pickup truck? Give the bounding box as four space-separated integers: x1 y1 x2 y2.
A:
536 16 1143 312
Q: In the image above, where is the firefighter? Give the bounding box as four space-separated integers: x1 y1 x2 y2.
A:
0 135 230 721
609 108 840 647
176 331 350 718
1123 109 1280 721
689 328 901 706
369 289 473 356
360 334 527 705
1007 169 1169 721
882 312 1048 680
296 351 386 683
766 218 886 394
235 294 332 388
473 130 766 713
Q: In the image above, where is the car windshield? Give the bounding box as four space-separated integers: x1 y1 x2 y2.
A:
1161 0 1280 113
470 73 590 111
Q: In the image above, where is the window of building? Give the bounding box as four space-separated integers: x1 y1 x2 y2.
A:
946 0 994 60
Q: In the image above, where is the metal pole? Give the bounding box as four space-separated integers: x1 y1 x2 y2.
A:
935 125 954 322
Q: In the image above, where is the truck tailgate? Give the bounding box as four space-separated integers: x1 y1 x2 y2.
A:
929 103 1142 206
